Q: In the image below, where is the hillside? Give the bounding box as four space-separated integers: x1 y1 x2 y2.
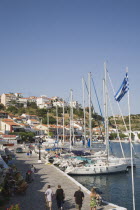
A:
1 103 140 131
109 114 140 131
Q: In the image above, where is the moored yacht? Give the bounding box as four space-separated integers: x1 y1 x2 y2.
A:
65 159 128 175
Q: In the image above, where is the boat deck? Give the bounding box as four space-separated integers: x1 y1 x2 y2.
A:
5 151 126 210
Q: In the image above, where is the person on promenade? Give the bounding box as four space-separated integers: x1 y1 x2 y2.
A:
90 188 100 210
25 171 32 183
74 186 84 210
30 150 32 157
55 185 65 210
45 185 53 210
30 165 36 181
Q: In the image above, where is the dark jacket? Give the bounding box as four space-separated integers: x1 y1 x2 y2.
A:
56 188 65 201
74 190 84 205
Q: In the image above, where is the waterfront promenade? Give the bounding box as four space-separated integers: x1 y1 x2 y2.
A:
5 152 126 210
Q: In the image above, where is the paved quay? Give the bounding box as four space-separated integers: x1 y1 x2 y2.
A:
5 152 126 210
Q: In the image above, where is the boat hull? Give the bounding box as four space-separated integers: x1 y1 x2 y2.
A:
65 163 128 175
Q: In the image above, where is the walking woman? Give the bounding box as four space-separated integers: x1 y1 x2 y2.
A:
90 188 99 210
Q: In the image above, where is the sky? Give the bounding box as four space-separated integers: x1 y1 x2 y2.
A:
0 0 140 115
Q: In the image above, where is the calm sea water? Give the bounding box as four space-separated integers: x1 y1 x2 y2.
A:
71 142 140 210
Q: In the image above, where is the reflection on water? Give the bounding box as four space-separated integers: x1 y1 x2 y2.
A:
71 142 140 210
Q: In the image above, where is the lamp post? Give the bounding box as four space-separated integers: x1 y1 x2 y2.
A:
38 137 42 163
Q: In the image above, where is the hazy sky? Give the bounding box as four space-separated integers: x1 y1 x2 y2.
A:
0 0 140 115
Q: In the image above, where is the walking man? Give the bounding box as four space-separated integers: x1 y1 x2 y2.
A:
30 150 32 157
45 185 53 210
55 185 65 210
74 186 84 210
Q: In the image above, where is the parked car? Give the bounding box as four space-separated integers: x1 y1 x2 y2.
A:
16 147 23 153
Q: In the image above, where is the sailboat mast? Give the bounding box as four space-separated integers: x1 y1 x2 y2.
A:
47 111 49 137
82 78 86 147
88 72 92 147
72 94 74 146
56 105 58 144
104 62 109 160
70 89 73 151
63 100 65 144
103 78 106 145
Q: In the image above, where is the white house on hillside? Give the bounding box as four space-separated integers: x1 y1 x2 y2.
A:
27 119 40 126
18 98 28 107
53 101 67 107
70 101 80 109
38 102 52 109
36 96 51 108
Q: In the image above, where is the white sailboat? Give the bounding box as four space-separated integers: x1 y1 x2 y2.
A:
65 64 128 175
133 131 140 144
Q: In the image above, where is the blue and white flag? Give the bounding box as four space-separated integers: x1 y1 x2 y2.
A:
114 73 129 102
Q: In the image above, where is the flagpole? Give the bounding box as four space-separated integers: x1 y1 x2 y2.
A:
82 78 86 148
127 68 135 210
107 70 136 156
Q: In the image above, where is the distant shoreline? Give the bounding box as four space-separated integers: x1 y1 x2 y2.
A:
110 140 137 143
110 140 128 142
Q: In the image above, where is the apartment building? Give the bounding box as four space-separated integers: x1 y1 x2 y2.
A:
1 93 16 107
1 93 23 107
36 96 51 107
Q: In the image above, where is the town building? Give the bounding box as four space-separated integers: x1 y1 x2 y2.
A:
70 101 80 109
53 100 67 107
0 119 21 134
36 96 51 108
1 93 23 107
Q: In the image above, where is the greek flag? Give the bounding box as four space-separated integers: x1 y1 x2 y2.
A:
114 73 129 102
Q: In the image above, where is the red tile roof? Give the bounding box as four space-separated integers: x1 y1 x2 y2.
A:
2 135 17 138
2 119 13 122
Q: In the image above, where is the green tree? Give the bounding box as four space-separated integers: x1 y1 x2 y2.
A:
57 107 63 117
73 108 83 118
92 113 103 121
6 106 18 114
37 108 47 117
0 103 5 110
26 108 36 115
109 133 117 140
9 100 17 106
91 120 96 128
27 102 37 109
48 131 53 137
120 133 127 139
109 133 127 140
42 116 56 124
65 107 70 114
16 103 24 108
9 131 35 142
18 107 26 115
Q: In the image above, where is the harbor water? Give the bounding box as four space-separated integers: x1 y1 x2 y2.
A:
71 142 140 210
